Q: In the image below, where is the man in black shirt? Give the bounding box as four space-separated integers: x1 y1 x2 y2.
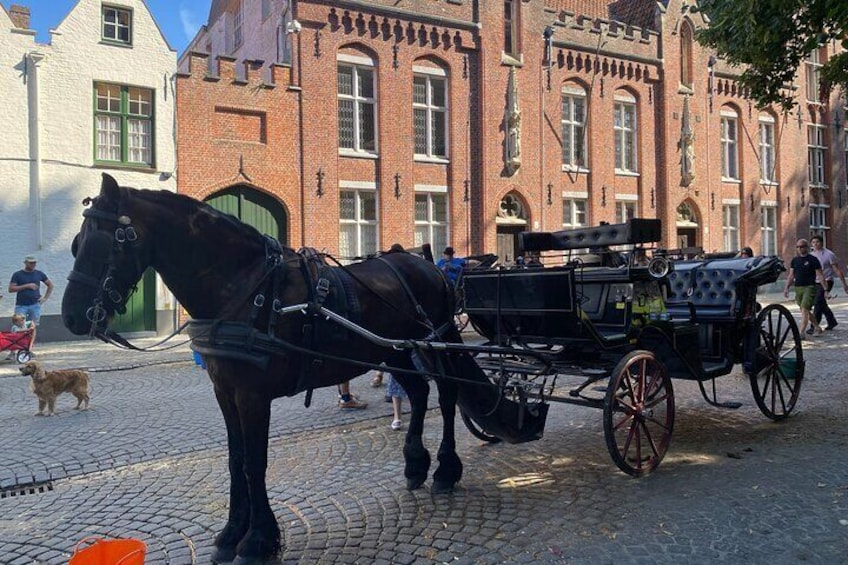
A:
783 239 825 337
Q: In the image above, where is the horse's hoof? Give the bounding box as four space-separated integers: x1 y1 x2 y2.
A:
406 476 426 491
211 546 236 563
431 480 456 494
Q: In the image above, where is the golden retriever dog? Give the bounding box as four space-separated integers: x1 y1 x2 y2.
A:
19 361 90 416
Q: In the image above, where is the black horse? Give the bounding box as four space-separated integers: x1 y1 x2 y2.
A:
62 174 546 564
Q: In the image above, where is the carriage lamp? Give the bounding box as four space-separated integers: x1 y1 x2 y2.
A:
394 172 402 199
546 182 553 205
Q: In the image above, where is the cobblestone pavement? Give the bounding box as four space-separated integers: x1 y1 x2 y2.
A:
0 295 846 564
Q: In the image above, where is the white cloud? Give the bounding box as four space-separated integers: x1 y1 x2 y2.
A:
179 6 202 41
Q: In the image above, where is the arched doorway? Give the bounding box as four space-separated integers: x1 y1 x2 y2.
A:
676 200 700 249
205 185 288 243
495 192 529 264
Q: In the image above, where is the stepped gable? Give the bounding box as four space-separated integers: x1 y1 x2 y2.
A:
546 0 659 31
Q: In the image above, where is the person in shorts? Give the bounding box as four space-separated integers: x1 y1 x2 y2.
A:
8 256 53 351
783 240 824 338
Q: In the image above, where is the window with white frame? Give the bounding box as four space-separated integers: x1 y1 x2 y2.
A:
413 69 448 159
616 200 636 223
760 205 777 256
414 192 448 252
102 5 132 44
807 123 826 186
504 0 519 57
614 95 637 172
339 190 378 260
338 56 377 154
720 109 739 180
759 114 776 183
722 204 740 252
805 49 822 103
562 198 587 229
561 86 587 169
94 83 153 166
810 204 829 239
233 1 244 50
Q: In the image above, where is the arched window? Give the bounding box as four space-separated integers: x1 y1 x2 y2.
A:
561 83 587 169
413 58 449 160
337 47 378 154
680 21 693 89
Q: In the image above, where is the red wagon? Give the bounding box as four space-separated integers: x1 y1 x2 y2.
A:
0 328 34 363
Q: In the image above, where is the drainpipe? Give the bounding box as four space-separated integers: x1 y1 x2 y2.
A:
27 51 45 250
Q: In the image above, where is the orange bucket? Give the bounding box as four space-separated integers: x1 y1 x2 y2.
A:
69 537 146 565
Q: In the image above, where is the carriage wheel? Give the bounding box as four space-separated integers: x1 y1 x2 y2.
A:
603 350 674 477
16 350 32 364
747 304 803 420
459 409 502 443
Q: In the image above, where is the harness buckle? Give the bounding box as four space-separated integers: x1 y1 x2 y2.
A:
272 299 283 313
125 226 138 241
254 294 266 307
316 278 330 304
115 228 126 243
86 304 107 323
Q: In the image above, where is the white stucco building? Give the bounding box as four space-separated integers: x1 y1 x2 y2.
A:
0 0 177 339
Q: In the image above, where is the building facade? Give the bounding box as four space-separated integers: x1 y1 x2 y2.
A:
0 0 177 340
177 0 848 266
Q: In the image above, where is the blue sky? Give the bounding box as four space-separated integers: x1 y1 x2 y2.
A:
6 0 210 54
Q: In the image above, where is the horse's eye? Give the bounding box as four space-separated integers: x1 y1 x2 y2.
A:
71 234 80 258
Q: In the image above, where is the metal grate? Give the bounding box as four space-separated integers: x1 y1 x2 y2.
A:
0 480 54 499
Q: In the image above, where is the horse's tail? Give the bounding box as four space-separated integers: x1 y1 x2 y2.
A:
447 349 548 444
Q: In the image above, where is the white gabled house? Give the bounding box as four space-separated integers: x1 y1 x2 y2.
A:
0 1 177 340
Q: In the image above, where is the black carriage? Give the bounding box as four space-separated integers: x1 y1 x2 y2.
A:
459 219 802 476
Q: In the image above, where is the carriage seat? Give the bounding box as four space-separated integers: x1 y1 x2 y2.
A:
665 257 763 321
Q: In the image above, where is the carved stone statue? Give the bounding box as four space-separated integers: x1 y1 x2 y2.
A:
679 95 695 187
505 67 522 174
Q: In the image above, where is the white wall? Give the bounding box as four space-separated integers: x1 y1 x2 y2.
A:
0 0 177 324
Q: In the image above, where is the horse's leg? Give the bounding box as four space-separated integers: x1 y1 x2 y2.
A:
233 388 281 564
211 384 249 564
432 372 463 494
394 369 431 491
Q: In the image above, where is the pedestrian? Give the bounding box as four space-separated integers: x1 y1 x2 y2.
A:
783 239 824 338
808 235 848 332
8 256 53 352
386 372 408 430
437 247 466 285
738 246 753 258
337 381 367 409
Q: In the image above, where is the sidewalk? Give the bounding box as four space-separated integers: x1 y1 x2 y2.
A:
0 334 194 378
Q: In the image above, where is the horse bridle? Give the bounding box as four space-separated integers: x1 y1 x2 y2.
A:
68 200 141 336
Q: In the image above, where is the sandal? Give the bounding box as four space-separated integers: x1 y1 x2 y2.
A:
391 419 403 431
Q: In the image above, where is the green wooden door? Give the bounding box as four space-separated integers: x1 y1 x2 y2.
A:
205 186 287 243
111 269 156 332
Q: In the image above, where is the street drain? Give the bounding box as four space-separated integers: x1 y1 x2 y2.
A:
0 480 54 499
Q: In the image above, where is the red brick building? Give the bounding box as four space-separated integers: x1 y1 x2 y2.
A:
177 0 848 263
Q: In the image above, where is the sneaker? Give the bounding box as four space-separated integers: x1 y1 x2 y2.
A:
826 322 838 331
338 396 367 410
391 419 403 431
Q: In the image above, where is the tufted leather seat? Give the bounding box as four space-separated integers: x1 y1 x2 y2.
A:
665 257 770 321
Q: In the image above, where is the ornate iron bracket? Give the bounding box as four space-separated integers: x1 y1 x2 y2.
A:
316 167 325 197
394 173 402 199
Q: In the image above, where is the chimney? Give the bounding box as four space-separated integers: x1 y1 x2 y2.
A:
9 5 31 30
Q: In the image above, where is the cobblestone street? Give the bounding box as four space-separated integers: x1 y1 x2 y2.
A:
0 295 846 564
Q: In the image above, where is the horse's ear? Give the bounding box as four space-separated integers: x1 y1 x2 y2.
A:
101 173 120 200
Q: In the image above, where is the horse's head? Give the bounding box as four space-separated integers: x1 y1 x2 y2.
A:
62 173 151 335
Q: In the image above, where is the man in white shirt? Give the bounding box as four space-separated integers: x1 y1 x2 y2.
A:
809 235 848 331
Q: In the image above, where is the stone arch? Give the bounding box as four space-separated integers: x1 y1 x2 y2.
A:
675 199 700 249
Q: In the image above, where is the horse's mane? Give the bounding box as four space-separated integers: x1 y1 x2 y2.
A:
130 187 266 244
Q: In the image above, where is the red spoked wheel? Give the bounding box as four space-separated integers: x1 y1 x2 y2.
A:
747 303 803 420
603 350 675 477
